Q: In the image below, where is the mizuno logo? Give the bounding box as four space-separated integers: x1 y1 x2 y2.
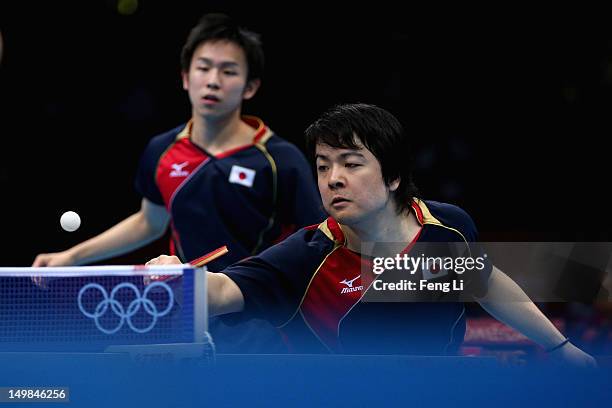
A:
170 162 189 178
340 276 360 288
340 275 363 294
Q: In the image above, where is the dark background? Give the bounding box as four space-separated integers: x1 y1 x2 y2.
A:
2 1 612 266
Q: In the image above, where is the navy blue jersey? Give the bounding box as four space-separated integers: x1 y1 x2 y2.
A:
135 116 326 270
223 199 492 354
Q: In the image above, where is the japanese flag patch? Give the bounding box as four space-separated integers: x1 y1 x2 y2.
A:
229 165 256 187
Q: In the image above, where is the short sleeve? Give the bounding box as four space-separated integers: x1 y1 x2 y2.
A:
268 140 326 229
133 129 180 205
222 226 334 326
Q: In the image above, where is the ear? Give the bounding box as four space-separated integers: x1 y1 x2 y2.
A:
181 71 189 91
388 177 401 192
243 79 261 100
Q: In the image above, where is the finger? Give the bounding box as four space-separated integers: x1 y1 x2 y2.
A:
164 255 180 264
145 257 159 266
30 276 48 290
156 255 173 265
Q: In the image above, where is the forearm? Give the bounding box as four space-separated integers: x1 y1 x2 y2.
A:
476 266 566 349
207 272 244 317
68 211 166 265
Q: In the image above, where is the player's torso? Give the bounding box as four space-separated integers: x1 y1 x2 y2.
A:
294 244 466 354
297 245 366 353
154 131 280 265
289 203 472 354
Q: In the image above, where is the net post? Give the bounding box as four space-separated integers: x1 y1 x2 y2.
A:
193 266 207 342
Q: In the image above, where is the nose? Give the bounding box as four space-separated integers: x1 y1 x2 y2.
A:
327 165 345 189
206 69 221 90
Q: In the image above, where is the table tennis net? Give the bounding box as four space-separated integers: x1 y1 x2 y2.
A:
0 266 206 351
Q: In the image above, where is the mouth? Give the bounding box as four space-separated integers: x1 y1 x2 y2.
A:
202 95 221 103
331 197 350 205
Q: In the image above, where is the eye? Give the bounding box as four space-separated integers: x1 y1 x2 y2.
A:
223 70 238 76
317 165 329 172
345 163 361 168
197 66 210 72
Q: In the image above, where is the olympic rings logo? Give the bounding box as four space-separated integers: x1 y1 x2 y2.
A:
77 282 174 334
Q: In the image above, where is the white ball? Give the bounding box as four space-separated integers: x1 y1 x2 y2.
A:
60 211 81 232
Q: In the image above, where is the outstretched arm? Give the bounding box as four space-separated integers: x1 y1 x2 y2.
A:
207 271 245 316
146 255 244 317
476 266 596 367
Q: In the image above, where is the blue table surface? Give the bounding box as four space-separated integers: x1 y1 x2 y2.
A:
1 351 611 407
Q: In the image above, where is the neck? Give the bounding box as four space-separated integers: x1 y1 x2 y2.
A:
190 110 254 152
342 204 420 257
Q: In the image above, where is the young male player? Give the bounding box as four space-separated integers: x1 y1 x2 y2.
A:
32 14 324 353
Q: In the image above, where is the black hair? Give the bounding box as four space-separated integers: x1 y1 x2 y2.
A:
305 103 419 215
180 13 264 82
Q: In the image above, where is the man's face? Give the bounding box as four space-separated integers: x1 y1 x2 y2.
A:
316 141 398 226
182 40 259 118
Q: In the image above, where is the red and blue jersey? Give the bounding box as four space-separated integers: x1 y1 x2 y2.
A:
223 199 492 354
135 116 325 270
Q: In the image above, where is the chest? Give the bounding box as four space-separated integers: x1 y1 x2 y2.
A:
154 141 272 207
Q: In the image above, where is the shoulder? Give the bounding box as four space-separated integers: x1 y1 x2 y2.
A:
257 219 336 264
222 219 337 294
138 124 186 169
418 199 479 241
137 125 185 173
260 135 312 179
144 124 185 153
264 135 309 159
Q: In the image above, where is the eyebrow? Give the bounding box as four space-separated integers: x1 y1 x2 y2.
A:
195 57 240 68
316 152 366 160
